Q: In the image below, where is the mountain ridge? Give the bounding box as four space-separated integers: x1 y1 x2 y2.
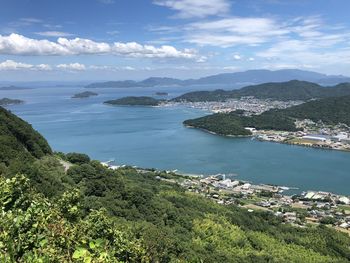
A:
173 80 350 102
85 69 350 89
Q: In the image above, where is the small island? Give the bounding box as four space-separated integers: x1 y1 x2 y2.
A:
104 96 162 106
72 91 98 99
0 98 24 106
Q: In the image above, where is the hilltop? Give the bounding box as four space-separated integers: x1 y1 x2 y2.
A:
174 80 350 102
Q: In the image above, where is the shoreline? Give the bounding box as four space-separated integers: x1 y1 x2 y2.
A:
184 125 350 153
184 124 253 138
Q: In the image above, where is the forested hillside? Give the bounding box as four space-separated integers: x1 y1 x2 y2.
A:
1 106 350 262
174 80 350 102
0 107 51 166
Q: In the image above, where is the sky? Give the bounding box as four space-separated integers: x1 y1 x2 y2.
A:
0 0 350 81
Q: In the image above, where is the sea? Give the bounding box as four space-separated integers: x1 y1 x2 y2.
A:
2 83 350 195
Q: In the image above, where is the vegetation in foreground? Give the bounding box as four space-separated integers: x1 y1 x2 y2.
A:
1 106 350 262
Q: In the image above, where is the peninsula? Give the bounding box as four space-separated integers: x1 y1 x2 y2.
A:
184 96 350 151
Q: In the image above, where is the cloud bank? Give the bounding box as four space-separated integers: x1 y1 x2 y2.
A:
0 33 203 61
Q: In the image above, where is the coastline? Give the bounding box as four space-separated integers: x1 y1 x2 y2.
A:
184 124 350 153
184 124 253 138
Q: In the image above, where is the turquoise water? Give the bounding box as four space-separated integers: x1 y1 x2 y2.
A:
2 85 350 195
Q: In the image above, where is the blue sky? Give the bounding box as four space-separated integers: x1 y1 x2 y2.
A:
0 0 350 81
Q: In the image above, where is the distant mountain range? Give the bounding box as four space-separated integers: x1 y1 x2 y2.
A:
173 80 350 102
85 69 350 89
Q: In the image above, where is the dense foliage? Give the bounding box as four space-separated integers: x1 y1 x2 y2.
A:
104 96 161 106
173 80 350 102
184 95 350 135
1 108 350 262
282 95 350 125
184 111 298 136
0 106 52 166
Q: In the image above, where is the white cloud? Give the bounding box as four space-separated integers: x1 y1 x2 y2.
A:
57 63 86 71
20 18 42 24
0 34 70 55
0 60 32 70
0 60 51 71
185 17 289 47
248 57 255 61
35 31 74 37
0 33 202 60
36 64 52 70
233 54 241 60
153 0 230 18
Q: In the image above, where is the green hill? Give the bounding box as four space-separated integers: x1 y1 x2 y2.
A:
174 80 350 102
0 106 52 166
1 108 350 262
184 96 350 136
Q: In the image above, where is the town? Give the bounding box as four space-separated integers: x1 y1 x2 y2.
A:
163 97 303 115
252 120 350 152
156 171 350 235
101 160 350 236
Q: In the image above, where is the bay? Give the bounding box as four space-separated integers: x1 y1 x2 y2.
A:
2 84 350 195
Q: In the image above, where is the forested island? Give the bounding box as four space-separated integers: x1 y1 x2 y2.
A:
1 106 350 262
104 96 162 106
72 91 98 99
173 80 350 102
0 97 24 106
184 95 350 136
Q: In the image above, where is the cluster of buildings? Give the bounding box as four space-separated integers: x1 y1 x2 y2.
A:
253 120 350 152
164 97 303 115
171 173 350 233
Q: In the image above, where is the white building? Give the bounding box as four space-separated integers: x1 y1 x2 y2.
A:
302 135 329 142
339 196 350 205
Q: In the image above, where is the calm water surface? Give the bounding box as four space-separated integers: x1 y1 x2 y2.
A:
2 85 350 195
